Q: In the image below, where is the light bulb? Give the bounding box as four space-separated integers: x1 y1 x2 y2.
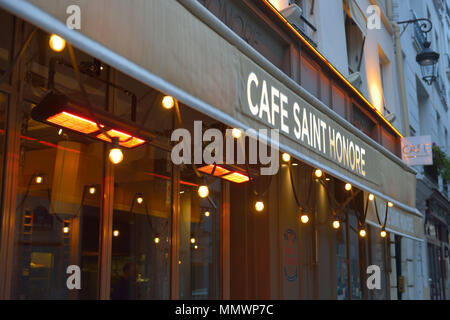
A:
300 214 309 224
388 202 394 207
109 148 123 164
255 201 264 212
204 211 210 217
368 194 375 201
113 230 119 237
282 153 291 163
194 245 198 250
89 186 96 194
198 185 209 198
35 176 43 184
314 169 323 178
49 34 66 52
63 226 70 234
332 220 340 229
154 236 160 244
232 128 242 139
345 183 352 191
162 96 175 109
136 196 144 204
380 230 387 238
359 229 367 237
190 237 196 244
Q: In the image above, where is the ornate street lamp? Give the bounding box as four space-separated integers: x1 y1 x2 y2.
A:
416 41 440 85
397 18 440 85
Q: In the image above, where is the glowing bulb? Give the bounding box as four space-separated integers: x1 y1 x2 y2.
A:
89 187 96 194
314 169 323 178
190 237 196 244
300 214 309 224
204 211 210 217
232 128 242 139
380 230 387 238
154 236 160 244
109 147 123 164
332 220 340 229
359 229 367 238
136 196 144 204
368 194 375 201
194 245 198 250
255 201 264 212
198 185 209 198
388 202 394 207
35 176 43 184
162 96 175 109
63 226 69 234
49 34 66 52
282 153 291 162
58 128 63 135
113 230 119 237
345 183 352 191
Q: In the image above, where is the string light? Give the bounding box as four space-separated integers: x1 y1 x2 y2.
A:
136 195 144 204
204 211 210 217
194 245 198 250
49 34 66 52
300 214 309 224
314 169 323 178
154 236 160 244
162 96 175 109
190 237 196 244
359 228 367 238
369 194 375 201
332 220 341 229
380 229 387 238
282 153 291 162
345 183 352 191
388 202 394 207
63 226 70 234
35 175 43 184
89 186 96 194
109 138 123 164
113 230 120 237
232 128 242 139
255 200 264 212
198 185 209 198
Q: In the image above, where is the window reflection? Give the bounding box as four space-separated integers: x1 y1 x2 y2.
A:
111 146 171 300
179 167 221 300
13 102 103 299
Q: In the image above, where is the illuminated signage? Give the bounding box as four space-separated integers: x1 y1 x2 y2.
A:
401 136 433 166
245 71 368 177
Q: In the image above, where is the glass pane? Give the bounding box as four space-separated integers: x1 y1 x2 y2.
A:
179 166 221 299
110 146 171 300
336 220 348 300
348 212 362 299
0 9 12 75
12 101 103 299
0 92 7 246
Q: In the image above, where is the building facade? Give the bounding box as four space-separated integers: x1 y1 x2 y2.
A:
0 0 442 300
394 0 450 300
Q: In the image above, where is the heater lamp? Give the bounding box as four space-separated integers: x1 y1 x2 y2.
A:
31 93 149 148
197 164 250 184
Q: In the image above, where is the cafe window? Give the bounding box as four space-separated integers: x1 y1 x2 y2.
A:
111 145 171 300
179 166 221 299
12 100 104 299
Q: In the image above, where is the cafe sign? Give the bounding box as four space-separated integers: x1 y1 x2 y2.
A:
401 136 433 166
242 69 370 179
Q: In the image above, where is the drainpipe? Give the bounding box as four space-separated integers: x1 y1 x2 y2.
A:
388 0 410 137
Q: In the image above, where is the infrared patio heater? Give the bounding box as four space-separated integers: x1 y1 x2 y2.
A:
31 58 155 162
